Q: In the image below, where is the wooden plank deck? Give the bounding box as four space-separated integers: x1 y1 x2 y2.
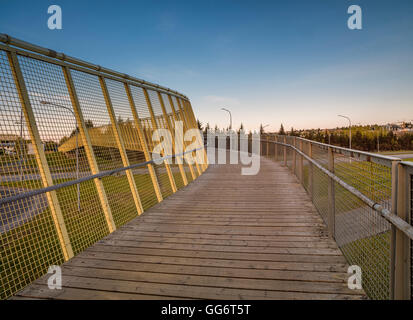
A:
13 157 366 300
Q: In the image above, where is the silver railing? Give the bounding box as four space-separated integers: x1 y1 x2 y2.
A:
261 135 412 300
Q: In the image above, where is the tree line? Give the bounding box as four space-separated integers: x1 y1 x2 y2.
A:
277 124 413 152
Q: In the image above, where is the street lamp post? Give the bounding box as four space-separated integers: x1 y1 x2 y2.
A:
40 101 80 211
338 115 352 150
14 109 24 181
221 107 232 130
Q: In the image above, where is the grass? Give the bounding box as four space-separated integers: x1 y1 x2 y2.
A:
341 232 391 300
280 156 394 300
378 150 413 155
0 169 193 299
0 152 119 175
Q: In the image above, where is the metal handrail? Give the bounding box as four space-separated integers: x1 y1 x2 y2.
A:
0 34 188 100
0 146 204 206
268 139 413 241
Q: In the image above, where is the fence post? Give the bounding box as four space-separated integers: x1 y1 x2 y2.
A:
172 97 197 180
7 51 74 260
390 160 399 299
266 136 269 157
186 99 208 171
98 76 144 215
292 137 296 175
177 98 202 175
181 99 205 173
299 139 303 184
158 92 188 186
143 88 177 193
283 136 287 166
124 84 163 202
308 142 313 201
394 163 410 299
275 136 278 162
62 66 116 232
328 146 335 238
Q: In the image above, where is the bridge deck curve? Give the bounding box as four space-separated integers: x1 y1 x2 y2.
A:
13 158 365 300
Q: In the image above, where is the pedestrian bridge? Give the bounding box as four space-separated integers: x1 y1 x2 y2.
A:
12 157 365 300
1 35 413 300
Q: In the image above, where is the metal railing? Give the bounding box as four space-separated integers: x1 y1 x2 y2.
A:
261 135 412 300
0 35 207 299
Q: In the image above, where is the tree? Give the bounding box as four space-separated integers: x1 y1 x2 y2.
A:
44 141 59 152
196 119 203 131
70 119 94 137
279 124 285 135
203 122 210 135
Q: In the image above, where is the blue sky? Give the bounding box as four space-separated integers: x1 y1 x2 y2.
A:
1 0 412 131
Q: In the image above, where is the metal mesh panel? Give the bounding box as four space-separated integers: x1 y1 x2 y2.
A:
104 79 158 214
169 97 194 183
18 57 110 254
147 90 184 190
312 164 329 225
0 40 202 299
334 154 392 211
272 136 399 300
128 86 173 198
69 69 136 231
0 50 64 299
302 141 311 193
411 173 413 300
335 181 391 300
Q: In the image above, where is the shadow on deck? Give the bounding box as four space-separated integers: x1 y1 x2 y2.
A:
13 157 366 300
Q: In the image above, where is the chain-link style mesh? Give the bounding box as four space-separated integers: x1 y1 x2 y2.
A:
410 172 413 300
268 136 410 300
0 50 64 299
0 43 205 299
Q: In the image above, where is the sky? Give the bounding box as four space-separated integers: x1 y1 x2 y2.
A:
0 0 412 132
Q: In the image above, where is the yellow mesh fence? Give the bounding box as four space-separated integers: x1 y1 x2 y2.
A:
263 136 411 300
0 41 206 299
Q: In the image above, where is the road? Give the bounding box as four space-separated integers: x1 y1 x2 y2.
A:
0 166 180 183
393 153 413 160
0 186 47 233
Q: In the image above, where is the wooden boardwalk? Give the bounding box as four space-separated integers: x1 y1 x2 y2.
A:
13 157 365 300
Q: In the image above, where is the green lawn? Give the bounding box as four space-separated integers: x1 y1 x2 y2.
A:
269 154 393 300
0 169 193 299
341 232 391 300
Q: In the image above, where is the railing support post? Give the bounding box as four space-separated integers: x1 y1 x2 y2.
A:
99 76 144 215
179 99 203 174
124 83 163 202
299 139 303 184
283 136 287 167
308 142 313 201
394 163 410 299
158 92 188 186
266 136 269 157
8 51 74 260
292 137 296 175
328 146 335 238
173 97 197 180
143 88 178 193
275 136 278 162
62 66 116 233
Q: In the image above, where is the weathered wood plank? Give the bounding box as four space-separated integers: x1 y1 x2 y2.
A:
14 157 366 300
